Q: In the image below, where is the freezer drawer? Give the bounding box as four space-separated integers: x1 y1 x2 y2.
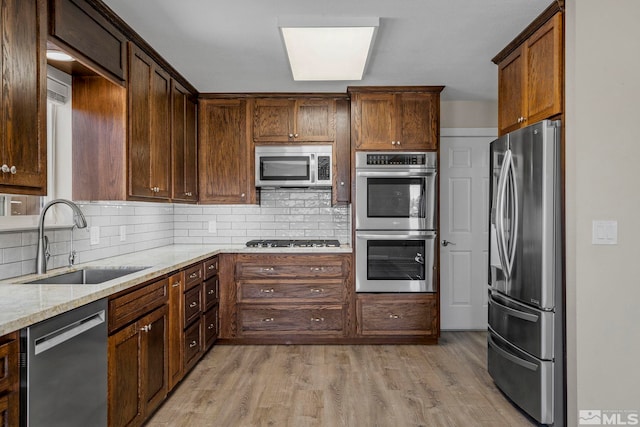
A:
488 292 555 360
488 330 554 425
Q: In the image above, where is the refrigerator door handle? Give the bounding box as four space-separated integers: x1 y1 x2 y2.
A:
505 151 519 277
495 149 511 277
488 333 538 371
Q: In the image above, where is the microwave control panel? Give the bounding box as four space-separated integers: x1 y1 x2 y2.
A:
318 156 331 180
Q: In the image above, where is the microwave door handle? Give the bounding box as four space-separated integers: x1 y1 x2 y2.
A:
310 154 316 184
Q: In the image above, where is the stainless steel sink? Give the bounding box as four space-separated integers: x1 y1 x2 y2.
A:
25 267 150 285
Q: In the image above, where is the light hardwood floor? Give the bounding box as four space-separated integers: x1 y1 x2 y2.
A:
146 332 536 426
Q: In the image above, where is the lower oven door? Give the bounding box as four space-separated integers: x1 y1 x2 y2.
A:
355 230 436 292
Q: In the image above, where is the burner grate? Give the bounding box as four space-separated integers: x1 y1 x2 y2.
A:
246 239 341 248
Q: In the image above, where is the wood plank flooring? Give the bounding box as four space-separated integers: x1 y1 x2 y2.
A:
146 332 536 426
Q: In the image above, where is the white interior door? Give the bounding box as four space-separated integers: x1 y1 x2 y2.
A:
439 129 495 330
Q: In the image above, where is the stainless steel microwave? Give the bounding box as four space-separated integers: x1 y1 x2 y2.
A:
255 145 332 187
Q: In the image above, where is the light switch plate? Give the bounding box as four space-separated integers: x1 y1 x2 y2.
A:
592 220 617 245
90 226 100 245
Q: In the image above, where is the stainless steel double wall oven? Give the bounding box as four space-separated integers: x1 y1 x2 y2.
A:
355 152 437 293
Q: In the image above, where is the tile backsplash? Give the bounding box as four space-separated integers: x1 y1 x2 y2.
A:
0 189 350 280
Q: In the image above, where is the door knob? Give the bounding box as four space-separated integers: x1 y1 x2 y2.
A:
441 240 456 247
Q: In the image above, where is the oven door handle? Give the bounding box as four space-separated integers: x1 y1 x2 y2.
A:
356 171 436 178
356 232 436 240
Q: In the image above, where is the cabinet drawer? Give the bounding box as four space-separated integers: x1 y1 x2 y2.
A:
109 279 168 332
0 334 18 393
204 257 219 279
238 280 344 303
236 262 343 279
203 277 219 311
239 305 344 334
357 295 437 336
203 306 218 348
183 286 202 327
184 264 203 290
184 320 202 368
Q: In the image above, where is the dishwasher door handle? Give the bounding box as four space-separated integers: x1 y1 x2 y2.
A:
34 310 106 355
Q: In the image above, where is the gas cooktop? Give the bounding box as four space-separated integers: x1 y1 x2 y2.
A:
246 239 341 248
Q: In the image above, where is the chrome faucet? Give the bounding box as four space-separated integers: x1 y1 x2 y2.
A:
36 199 87 274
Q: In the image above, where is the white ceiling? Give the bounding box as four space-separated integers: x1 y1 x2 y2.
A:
102 0 550 101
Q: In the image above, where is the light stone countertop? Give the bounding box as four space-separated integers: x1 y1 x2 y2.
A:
0 244 351 336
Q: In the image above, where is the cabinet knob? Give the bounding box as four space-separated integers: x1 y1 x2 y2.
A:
208 264 217 270
208 289 215 295
261 267 275 272
294 133 299 138
260 288 275 293
310 267 323 272
340 181 345 186
172 281 181 288
288 133 294 138
262 317 275 322
189 272 199 279
189 301 198 308
310 288 324 293
388 314 400 319
241 193 246 198
189 340 198 348
391 141 396 145
310 317 325 322
0 164 15 174
185 192 193 197
208 323 215 330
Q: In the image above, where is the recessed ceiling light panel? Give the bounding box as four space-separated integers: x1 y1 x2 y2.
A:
279 17 379 81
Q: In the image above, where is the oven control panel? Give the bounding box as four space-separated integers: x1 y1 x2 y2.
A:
357 152 437 168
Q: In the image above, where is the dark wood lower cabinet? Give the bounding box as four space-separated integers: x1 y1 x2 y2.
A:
0 332 19 427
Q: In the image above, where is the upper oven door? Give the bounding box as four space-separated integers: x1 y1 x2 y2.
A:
355 168 436 230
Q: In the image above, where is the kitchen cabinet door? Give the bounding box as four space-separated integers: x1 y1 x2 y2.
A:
0 333 19 427
496 11 563 135
128 42 171 201
350 87 442 151
253 98 335 143
48 0 127 84
167 272 184 390
171 81 198 203
198 98 254 204
0 0 47 195
108 304 168 427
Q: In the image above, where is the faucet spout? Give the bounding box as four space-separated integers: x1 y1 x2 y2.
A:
36 199 87 274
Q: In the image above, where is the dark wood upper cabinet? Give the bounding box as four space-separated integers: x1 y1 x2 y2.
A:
198 98 255 204
494 10 563 135
349 87 443 151
48 0 127 85
0 0 47 196
253 98 335 143
171 81 198 203
128 42 172 201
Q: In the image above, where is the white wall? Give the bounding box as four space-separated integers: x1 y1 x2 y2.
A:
565 1 640 424
440 100 497 128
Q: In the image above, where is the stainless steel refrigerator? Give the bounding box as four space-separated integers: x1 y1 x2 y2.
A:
487 119 565 426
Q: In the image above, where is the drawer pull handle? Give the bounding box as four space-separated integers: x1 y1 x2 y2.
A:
208 264 217 270
189 272 199 279
189 340 198 348
141 325 149 332
208 323 215 330
208 289 215 295
261 267 275 272
310 288 324 293
262 317 275 322
172 281 181 288
388 314 400 319
260 288 275 293
310 267 323 272
189 301 198 308
310 317 325 322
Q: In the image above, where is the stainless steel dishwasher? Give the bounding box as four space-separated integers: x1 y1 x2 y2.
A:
20 298 108 427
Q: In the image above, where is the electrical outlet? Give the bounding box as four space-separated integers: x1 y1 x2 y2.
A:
90 226 100 245
119 225 126 242
208 220 217 234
